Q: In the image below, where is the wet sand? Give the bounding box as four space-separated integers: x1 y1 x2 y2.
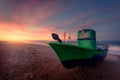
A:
0 41 120 80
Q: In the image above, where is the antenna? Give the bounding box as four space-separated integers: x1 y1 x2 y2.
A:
83 22 87 29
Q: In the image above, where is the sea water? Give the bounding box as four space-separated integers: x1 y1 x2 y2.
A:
100 41 120 55
25 40 120 55
67 41 120 55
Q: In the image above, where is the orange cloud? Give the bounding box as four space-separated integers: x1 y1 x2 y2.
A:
0 0 66 41
0 21 56 41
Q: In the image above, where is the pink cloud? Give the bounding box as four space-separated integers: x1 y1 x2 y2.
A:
58 11 95 29
51 11 95 33
11 0 66 27
86 15 120 27
9 0 67 39
0 12 4 22
14 0 62 23
61 4 120 31
36 27 56 33
32 0 62 22
61 14 120 32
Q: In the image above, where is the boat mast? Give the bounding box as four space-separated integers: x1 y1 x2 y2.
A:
63 31 66 43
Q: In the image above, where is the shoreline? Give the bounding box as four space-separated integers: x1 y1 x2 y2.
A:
0 42 120 80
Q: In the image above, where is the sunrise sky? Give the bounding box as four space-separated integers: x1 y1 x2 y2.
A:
0 0 120 41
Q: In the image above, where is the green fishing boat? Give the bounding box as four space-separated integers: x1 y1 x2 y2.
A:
48 29 109 69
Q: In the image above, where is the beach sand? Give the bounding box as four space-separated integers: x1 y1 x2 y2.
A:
0 42 120 80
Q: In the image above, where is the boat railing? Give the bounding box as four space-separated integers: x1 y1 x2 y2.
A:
96 44 109 50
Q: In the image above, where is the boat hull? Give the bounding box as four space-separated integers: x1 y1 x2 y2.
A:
48 42 108 69
61 52 107 69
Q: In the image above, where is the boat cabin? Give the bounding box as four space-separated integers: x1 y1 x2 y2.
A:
78 29 96 49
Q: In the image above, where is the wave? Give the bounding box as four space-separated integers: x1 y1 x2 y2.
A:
108 45 120 55
109 45 120 51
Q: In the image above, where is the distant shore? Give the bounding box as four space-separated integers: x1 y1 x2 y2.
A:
0 42 120 80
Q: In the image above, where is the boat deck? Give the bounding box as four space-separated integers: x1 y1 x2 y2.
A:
96 44 109 50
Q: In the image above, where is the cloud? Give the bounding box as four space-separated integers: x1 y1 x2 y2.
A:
0 0 64 25
0 13 2 20
0 0 67 40
61 2 120 31
0 0 120 41
55 11 95 31
0 21 56 40
59 12 120 33
85 15 120 27
10 0 62 24
102 3 120 13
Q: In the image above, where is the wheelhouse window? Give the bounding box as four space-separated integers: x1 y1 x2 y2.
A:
80 31 88 38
